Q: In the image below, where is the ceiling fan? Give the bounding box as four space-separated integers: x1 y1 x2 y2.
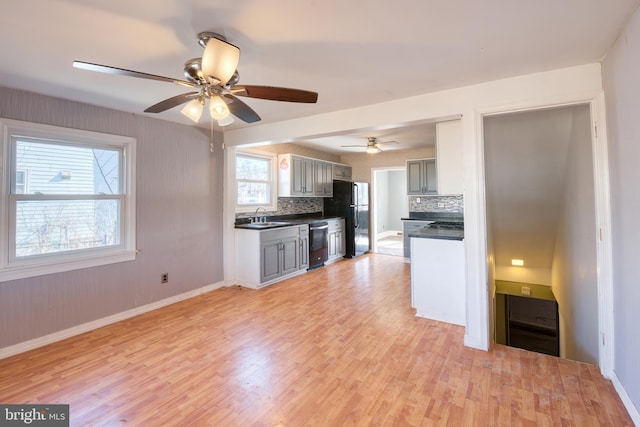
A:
342 137 398 154
72 32 318 126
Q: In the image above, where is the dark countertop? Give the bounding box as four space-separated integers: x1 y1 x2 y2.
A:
407 228 464 241
235 212 343 230
402 211 464 240
401 212 463 223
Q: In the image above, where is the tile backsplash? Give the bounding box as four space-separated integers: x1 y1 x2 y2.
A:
236 197 324 219
409 195 463 214
276 197 324 215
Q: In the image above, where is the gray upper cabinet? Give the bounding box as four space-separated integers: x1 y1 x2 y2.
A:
332 164 352 181
314 160 333 197
279 154 315 197
279 154 351 197
291 156 315 196
407 159 437 195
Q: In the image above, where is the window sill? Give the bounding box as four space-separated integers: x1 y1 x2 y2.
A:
0 250 137 283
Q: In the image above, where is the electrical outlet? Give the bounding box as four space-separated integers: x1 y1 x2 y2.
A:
521 286 531 296
437 203 445 208
161 273 168 284
416 197 421 203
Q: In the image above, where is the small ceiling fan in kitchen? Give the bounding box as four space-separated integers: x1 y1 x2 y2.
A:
341 137 398 154
72 32 318 127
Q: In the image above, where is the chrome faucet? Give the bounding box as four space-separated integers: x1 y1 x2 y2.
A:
254 206 267 222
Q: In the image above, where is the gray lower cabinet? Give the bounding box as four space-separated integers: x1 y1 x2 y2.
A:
260 228 300 283
299 225 309 270
327 218 346 262
407 159 437 195
235 225 309 289
402 220 434 260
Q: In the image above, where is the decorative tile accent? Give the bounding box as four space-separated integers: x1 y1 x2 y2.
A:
409 195 464 213
236 197 324 219
276 197 324 215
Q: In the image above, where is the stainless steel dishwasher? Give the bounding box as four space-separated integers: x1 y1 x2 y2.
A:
308 221 329 269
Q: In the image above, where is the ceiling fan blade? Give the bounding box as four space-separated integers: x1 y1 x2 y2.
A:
230 85 318 103
378 140 399 145
224 95 261 123
73 61 196 87
144 92 199 113
341 145 367 148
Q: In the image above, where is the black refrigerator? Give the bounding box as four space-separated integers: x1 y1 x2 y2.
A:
324 181 370 257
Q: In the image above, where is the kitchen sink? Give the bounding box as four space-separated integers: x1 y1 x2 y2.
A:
236 221 292 229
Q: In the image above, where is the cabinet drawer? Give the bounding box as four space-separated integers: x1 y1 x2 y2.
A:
327 218 343 231
260 226 299 242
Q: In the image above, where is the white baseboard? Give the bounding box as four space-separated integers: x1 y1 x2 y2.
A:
0 280 228 360
611 371 640 425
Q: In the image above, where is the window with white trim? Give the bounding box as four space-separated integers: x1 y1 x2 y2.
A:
235 150 277 211
0 119 136 282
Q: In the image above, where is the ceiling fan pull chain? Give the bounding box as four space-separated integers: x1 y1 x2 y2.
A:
210 117 215 153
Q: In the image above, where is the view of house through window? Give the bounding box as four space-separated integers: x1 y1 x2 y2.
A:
236 152 273 207
12 140 122 257
0 118 136 281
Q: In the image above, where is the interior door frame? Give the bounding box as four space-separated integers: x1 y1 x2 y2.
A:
476 92 614 377
370 166 407 254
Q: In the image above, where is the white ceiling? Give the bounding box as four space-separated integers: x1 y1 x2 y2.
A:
1 0 638 153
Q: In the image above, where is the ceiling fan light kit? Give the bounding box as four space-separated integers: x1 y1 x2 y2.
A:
72 31 318 128
342 136 398 154
366 146 381 154
180 98 204 122
209 95 230 120
200 33 240 86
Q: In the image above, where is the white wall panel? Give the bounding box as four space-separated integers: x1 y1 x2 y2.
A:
602 4 640 420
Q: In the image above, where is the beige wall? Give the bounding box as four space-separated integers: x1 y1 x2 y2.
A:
340 147 435 183
246 142 341 163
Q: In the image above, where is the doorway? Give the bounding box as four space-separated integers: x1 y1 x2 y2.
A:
371 167 407 257
483 104 599 365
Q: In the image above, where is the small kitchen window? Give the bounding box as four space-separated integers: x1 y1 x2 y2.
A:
0 118 137 282
235 150 277 212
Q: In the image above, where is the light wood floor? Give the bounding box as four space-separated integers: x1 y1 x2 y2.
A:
0 254 632 426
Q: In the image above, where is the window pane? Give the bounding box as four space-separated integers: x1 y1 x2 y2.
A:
15 170 26 194
15 199 120 257
237 182 269 205
15 140 120 195
236 155 270 181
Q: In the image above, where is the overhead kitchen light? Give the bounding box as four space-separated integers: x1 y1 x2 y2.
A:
511 259 525 267
366 146 381 154
201 35 240 86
